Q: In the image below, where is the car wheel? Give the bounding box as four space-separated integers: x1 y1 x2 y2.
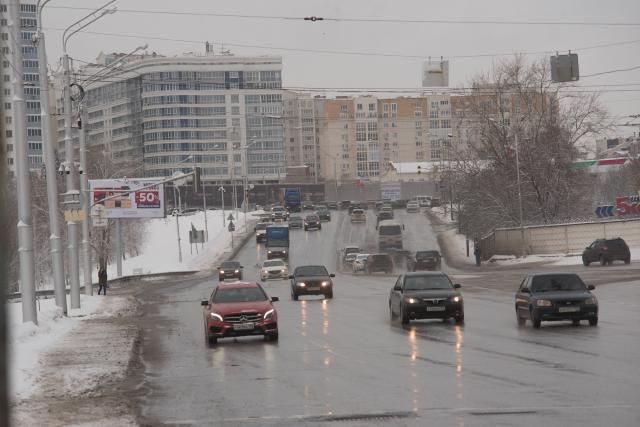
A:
239 274 243 280
455 314 464 325
582 256 590 266
265 332 279 342
400 304 410 325
599 255 607 266
624 256 631 264
291 292 298 301
260 277 265 282
208 335 217 345
572 319 581 326
589 317 598 326
325 290 333 299
532 317 542 329
516 310 526 326
389 302 396 319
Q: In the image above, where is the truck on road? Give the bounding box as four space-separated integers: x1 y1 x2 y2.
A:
265 225 290 260
284 188 302 212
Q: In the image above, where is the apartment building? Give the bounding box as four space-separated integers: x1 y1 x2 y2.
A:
315 95 452 181
56 49 286 184
1 0 45 173
282 91 321 180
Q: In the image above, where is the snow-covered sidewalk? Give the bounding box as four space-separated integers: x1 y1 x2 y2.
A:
96 209 262 281
8 294 135 402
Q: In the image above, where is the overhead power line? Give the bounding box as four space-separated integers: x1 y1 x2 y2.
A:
46 5 640 27
43 26 640 62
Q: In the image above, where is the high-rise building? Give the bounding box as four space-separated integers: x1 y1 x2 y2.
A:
56 49 286 184
1 0 45 173
282 91 319 176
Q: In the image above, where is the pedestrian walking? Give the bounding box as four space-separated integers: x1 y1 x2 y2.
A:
474 243 481 266
98 267 108 295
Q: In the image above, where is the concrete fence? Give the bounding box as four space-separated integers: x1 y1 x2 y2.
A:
480 218 640 258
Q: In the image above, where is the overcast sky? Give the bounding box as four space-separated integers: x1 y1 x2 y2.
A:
41 0 640 136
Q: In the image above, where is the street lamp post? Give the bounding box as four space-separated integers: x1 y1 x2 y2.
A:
218 186 226 227
62 0 116 308
9 0 37 323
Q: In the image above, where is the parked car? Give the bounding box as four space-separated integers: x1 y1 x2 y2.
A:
406 202 420 213
326 201 338 210
255 222 269 243
350 209 366 223
317 207 331 221
407 250 442 271
582 238 630 266
367 253 394 274
304 214 322 231
260 259 289 281
515 273 598 328
389 272 464 325
288 216 304 229
289 265 335 300
201 281 279 345
218 261 244 281
352 253 370 273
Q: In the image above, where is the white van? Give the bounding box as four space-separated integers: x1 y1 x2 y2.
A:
412 195 432 207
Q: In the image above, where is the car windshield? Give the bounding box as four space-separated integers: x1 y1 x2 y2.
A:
306 215 318 220
356 254 369 261
213 287 267 303
255 223 267 230
352 210 364 214
263 260 284 268
531 275 587 292
290 216 302 221
221 262 240 268
273 207 285 212
296 266 329 276
416 251 439 259
404 275 453 290
379 225 402 235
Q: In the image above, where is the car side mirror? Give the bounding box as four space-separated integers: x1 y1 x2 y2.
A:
329 273 335 277
394 285 402 291
402 225 405 230
453 283 461 289
587 285 595 290
240 266 244 269
200 300 209 306
521 288 531 294
271 297 279 302
288 275 294 279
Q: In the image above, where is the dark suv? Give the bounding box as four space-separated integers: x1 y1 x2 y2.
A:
582 238 630 266
367 253 394 274
218 261 244 281
408 250 442 271
289 265 335 300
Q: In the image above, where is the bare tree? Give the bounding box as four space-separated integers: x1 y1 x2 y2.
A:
453 56 611 238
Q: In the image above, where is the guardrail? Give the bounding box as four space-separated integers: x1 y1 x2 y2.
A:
6 270 199 302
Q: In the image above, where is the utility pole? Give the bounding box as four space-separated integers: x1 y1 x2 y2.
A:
36 0 67 313
219 186 226 227
202 184 209 241
9 0 37 324
116 218 122 276
515 132 526 257
174 210 183 263
312 102 319 184
79 106 92 294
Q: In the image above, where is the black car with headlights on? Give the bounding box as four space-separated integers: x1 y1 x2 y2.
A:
515 273 598 328
304 214 322 231
218 261 244 281
289 265 335 300
389 272 463 324
316 207 331 221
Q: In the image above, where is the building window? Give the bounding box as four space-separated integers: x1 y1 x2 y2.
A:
391 103 397 111
5 130 12 138
368 103 375 111
231 94 239 103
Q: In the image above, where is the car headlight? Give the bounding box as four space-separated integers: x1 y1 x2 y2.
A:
281 269 286 273
267 250 272 254
451 296 462 303
536 299 552 307
585 297 597 305
234 269 239 273
219 270 224 274
321 281 330 287
282 250 287 253
405 297 417 304
297 282 306 287
262 269 268 274
210 312 223 322
263 309 275 320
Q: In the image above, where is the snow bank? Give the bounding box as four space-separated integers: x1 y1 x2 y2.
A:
7 295 123 400
96 209 262 280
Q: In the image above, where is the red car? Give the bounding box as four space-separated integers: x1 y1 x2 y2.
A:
201 281 279 345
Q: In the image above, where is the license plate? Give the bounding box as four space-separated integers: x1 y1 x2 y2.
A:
308 287 320 291
559 306 579 313
427 306 446 311
233 322 254 330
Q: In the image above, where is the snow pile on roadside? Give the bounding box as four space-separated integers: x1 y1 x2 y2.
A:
487 246 640 266
97 209 262 280
429 206 456 224
7 295 123 400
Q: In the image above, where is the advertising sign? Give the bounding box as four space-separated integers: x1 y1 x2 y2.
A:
89 178 165 219
380 182 402 201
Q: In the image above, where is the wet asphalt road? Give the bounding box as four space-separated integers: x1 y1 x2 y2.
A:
134 208 640 426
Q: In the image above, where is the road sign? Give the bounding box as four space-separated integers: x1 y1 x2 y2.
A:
595 205 615 218
64 210 86 222
92 217 108 227
90 178 165 219
228 221 235 232
91 204 108 227
227 213 234 221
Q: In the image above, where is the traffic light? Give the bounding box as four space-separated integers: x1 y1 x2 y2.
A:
192 166 201 193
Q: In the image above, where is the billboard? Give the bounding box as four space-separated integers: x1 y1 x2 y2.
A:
89 178 165 219
380 182 402 201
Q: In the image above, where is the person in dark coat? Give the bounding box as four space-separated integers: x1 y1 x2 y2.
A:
474 244 481 266
98 267 108 295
